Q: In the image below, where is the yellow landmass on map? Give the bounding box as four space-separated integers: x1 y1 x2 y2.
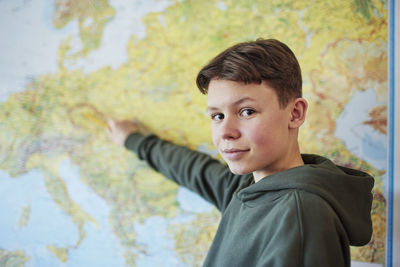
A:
17 205 31 228
169 209 220 265
47 245 69 263
53 0 115 57
0 250 30 267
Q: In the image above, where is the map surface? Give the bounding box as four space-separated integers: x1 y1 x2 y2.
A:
0 0 388 266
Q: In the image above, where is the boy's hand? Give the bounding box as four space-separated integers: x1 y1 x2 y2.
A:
106 118 139 146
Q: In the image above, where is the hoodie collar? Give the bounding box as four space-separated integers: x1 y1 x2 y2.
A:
235 154 374 246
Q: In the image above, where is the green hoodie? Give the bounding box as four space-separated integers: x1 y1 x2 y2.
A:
125 133 374 267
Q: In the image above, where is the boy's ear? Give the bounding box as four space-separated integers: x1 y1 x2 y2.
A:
288 98 308 129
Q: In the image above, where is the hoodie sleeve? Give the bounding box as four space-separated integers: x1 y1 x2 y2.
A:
124 133 247 212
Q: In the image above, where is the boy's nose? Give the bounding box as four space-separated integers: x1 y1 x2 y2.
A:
221 118 241 140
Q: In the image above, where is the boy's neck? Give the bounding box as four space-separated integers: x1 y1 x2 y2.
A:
252 145 304 183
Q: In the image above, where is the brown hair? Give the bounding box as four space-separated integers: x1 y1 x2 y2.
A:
196 39 302 107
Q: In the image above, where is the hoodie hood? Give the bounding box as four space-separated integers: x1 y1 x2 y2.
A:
236 154 374 246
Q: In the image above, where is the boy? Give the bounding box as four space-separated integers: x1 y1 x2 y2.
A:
107 39 374 266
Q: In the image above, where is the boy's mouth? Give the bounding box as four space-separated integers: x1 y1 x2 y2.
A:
222 148 250 160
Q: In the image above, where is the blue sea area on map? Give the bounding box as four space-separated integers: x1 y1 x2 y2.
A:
362 133 387 161
0 169 77 266
0 158 128 267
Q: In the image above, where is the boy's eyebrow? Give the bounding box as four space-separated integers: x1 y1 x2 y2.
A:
206 97 256 112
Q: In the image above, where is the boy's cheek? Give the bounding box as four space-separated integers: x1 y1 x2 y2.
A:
248 125 270 144
249 131 281 154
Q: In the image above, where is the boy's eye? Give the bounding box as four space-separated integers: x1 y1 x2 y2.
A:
211 113 224 121
240 109 255 117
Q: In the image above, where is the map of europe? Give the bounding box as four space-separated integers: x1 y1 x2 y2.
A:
0 0 388 266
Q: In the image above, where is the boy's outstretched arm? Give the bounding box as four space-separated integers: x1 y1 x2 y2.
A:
106 118 248 212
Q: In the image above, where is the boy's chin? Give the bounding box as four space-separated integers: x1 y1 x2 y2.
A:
227 165 252 175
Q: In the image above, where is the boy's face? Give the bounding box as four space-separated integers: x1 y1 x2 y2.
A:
207 80 299 181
